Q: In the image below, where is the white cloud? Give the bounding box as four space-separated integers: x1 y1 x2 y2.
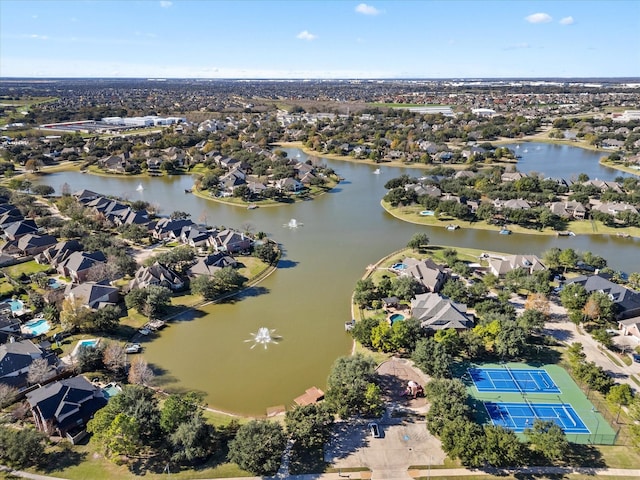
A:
560 16 574 25
525 13 552 24
355 3 381 15
296 30 317 41
29 34 48 40
159 1 172 8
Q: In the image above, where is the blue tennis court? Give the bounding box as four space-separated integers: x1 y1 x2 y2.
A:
469 367 560 393
485 402 589 434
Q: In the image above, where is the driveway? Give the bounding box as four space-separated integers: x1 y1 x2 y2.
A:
324 358 445 479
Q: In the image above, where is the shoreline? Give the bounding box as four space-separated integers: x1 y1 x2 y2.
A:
381 200 640 239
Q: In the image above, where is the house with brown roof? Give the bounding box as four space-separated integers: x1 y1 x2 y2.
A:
396 257 448 293
410 292 474 331
487 254 546 276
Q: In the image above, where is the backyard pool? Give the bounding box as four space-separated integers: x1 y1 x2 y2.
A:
391 263 407 270
102 382 122 399
48 278 63 289
22 318 51 337
8 299 24 313
72 339 100 357
390 313 405 325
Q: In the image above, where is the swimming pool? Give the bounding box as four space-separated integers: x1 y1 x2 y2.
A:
72 339 100 357
8 299 24 313
22 318 51 336
390 313 405 325
391 263 407 270
102 383 122 399
48 278 62 289
419 210 435 216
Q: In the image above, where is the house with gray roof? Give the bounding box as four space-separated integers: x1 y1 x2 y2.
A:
2 233 57 257
65 281 120 310
26 375 107 443
2 219 39 241
487 254 546 277
0 340 56 389
56 251 107 283
410 292 474 331
128 262 184 291
210 229 252 254
549 200 587 219
397 257 448 293
566 274 640 320
188 253 237 277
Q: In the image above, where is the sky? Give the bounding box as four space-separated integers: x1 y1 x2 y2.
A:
1 0 639 79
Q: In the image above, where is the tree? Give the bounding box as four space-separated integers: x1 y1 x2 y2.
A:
128 356 155 386
161 392 204 433
88 410 140 460
482 425 526 467
285 403 334 449
350 317 380 348
31 184 55 196
583 291 616 323
560 283 588 312
440 418 486 467
606 384 633 410
559 248 579 272
169 415 217 464
412 338 451 378
190 275 218 300
392 275 423 301
0 384 18 408
103 342 127 374
125 285 172 319
227 420 286 476
76 343 106 372
253 242 279 264
211 266 245 294
27 357 53 385
90 304 122 332
407 232 429 252
60 296 91 331
0 426 47 468
524 419 568 461
325 354 378 418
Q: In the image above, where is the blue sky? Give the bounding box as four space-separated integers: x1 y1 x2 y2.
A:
1 1 638 78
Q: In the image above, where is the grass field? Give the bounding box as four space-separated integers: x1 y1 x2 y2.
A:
1 260 51 280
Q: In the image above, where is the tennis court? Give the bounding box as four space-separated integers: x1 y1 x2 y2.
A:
469 367 560 393
484 401 589 434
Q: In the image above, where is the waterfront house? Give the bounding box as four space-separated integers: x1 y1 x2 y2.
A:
210 229 252 254
65 281 120 310
549 201 587 220
188 252 237 277
26 375 108 443
129 262 184 291
410 292 474 331
397 257 448 293
487 254 546 277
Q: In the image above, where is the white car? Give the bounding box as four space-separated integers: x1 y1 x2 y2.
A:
125 343 142 354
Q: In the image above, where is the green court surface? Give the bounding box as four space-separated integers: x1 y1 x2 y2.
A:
456 362 617 445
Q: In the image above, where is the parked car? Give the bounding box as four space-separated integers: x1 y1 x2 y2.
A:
632 354 640 363
368 422 381 438
605 329 619 336
125 343 142 354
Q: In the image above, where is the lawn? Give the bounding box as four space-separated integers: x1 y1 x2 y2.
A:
382 200 640 238
1 260 51 279
0 277 16 296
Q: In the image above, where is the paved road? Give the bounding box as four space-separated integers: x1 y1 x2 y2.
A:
539 296 640 392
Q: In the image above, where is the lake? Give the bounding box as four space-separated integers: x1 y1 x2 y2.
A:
32 143 640 415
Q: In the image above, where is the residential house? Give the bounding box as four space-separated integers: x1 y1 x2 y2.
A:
128 262 184 291
188 253 237 277
274 177 303 192
591 202 638 217
55 251 107 283
397 257 448 293
549 201 587 220
566 274 640 320
410 292 474 331
152 218 197 240
26 375 108 443
487 254 546 276
501 172 527 182
210 229 252 254
582 180 623 193
179 225 213 249
0 340 56 389
618 317 640 341
2 233 57 257
65 281 120 310
3 219 39 241
36 240 82 266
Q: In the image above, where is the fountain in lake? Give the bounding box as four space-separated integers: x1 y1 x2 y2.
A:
284 218 303 228
136 183 144 192
245 327 280 349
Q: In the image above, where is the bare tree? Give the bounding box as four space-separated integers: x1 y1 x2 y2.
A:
27 358 54 385
0 383 18 407
128 356 154 386
103 342 126 374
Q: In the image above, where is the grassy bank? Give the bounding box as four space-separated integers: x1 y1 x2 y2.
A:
381 200 640 239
